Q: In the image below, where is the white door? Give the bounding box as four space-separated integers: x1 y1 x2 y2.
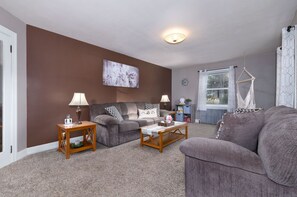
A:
0 25 16 168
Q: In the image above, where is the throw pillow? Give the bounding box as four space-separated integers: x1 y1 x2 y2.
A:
145 103 160 117
216 111 264 152
138 108 158 119
235 108 263 113
214 119 223 138
105 106 124 121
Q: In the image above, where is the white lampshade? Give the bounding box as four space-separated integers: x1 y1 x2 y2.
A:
69 93 89 106
160 95 170 102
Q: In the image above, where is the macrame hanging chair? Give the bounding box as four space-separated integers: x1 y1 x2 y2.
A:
236 67 256 109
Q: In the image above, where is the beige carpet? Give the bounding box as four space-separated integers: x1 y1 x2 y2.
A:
0 123 215 197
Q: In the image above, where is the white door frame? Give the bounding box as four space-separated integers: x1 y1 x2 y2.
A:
0 24 17 168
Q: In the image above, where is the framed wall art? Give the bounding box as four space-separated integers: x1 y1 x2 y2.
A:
103 59 139 88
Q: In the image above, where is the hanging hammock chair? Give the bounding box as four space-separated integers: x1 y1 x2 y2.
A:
236 67 256 109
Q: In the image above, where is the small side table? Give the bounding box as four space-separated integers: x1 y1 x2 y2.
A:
57 121 96 159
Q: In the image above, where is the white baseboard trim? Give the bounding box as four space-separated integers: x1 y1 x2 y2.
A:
16 136 83 161
16 148 27 161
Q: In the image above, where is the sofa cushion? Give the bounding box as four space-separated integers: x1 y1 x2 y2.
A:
216 111 264 152
138 108 158 119
131 117 165 127
120 103 138 120
145 103 160 117
105 106 124 121
152 117 163 123
135 102 145 110
258 111 297 187
119 120 140 132
130 119 154 127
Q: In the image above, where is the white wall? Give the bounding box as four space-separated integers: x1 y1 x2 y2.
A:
0 42 2 105
172 51 276 111
291 9 297 25
0 7 27 151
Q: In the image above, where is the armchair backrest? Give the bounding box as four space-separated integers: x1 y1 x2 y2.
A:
258 106 297 187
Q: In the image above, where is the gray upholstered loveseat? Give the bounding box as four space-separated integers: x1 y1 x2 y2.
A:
180 106 297 197
90 102 168 147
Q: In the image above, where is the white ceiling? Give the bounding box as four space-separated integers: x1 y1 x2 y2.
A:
1 0 297 68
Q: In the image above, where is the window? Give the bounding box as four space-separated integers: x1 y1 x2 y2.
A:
197 67 235 112
206 71 229 106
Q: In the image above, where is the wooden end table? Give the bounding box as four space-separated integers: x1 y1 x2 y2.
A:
140 122 188 153
57 121 96 159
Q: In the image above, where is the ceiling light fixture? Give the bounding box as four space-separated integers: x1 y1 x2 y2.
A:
164 32 186 44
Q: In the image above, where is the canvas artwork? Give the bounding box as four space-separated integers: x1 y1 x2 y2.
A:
103 60 139 88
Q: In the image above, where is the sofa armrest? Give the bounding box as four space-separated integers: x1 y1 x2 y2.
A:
180 137 266 174
160 109 175 117
160 109 169 117
93 115 120 126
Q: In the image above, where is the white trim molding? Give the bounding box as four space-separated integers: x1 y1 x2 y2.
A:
0 25 17 168
16 136 83 162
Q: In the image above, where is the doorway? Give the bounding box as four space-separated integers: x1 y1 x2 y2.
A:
0 25 17 168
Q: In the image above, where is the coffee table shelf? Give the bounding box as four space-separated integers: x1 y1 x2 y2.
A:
140 122 188 153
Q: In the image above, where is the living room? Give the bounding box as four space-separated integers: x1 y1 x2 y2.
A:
0 1 297 196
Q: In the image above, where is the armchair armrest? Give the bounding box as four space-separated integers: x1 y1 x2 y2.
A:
93 115 120 126
180 137 266 174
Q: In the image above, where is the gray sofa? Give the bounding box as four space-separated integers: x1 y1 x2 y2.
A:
180 106 297 197
90 102 168 147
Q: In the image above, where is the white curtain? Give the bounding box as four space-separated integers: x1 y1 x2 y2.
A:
276 26 297 108
276 46 282 105
197 70 207 111
227 66 236 112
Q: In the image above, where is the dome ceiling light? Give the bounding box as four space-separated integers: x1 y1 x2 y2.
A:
164 32 186 44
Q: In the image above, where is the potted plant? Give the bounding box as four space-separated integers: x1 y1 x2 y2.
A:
185 98 192 105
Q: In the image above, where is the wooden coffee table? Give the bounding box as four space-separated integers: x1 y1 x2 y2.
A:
140 122 188 153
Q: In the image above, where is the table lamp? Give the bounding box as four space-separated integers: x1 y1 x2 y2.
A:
69 92 89 124
160 95 170 109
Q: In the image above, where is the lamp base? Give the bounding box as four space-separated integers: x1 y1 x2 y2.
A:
163 102 167 110
76 106 82 124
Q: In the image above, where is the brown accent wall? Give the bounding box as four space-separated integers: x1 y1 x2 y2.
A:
27 25 171 147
